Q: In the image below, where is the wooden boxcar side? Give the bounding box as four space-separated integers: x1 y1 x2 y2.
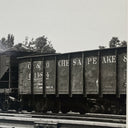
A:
18 47 127 97
118 48 127 94
19 59 31 94
0 54 10 89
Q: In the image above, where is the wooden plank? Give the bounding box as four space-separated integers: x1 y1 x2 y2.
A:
68 54 72 97
71 54 83 94
101 50 116 94
55 56 58 97
57 55 69 94
82 52 86 97
85 51 99 94
33 60 43 94
45 58 56 94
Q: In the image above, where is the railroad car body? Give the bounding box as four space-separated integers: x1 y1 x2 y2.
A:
0 50 33 110
18 47 127 114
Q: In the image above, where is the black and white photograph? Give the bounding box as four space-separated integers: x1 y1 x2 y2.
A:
0 0 127 128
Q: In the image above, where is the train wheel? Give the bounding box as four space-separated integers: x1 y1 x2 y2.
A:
26 107 33 112
42 109 47 113
51 109 59 113
35 102 42 112
79 110 85 115
90 105 100 113
51 101 60 113
79 107 88 114
1 101 9 111
78 103 89 114
61 107 70 114
119 105 126 115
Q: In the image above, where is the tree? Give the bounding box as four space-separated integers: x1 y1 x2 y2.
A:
40 41 56 53
120 41 127 47
99 37 127 49
109 37 120 48
0 34 14 50
7 34 14 48
24 35 56 53
35 36 47 51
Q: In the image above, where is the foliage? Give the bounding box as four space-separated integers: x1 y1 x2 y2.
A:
99 37 127 49
24 35 56 53
120 41 127 47
99 46 106 49
109 37 120 48
109 37 127 48
0 34 14 50
0 34 56 53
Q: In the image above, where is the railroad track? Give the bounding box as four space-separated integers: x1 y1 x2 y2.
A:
0 112 126 128
0 111 126 123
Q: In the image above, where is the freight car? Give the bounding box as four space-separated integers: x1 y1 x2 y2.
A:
18 47 126 114
0 49 34 111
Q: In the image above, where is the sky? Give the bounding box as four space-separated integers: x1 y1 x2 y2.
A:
0 0 127 53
